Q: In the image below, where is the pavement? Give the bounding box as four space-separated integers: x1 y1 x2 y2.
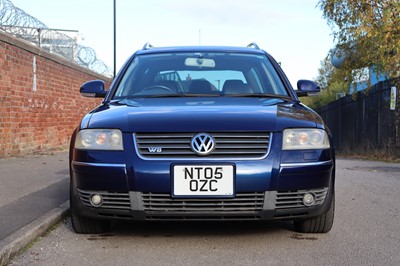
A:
0 152 70 264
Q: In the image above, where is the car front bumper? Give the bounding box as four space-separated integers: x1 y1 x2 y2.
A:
70 152 334 222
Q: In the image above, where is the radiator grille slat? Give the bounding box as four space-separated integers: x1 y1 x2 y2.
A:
142 192 265 220
135 132 270 159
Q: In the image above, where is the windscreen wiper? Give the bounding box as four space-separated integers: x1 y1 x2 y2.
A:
224 93 290 99
181 94 221 97
108 98 141 106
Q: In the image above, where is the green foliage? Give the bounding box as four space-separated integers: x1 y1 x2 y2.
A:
306 0 400 109
318 0 400 79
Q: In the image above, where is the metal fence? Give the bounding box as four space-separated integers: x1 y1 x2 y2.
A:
316 80 400 155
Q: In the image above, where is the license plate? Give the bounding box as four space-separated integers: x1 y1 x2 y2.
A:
173 165 234 197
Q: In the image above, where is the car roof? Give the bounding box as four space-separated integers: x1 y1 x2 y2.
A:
134 45 269 56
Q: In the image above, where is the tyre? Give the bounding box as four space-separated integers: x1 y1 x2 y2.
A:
293 193 335 233
70 186 110 234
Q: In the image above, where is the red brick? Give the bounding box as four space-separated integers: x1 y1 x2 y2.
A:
0 32 110 158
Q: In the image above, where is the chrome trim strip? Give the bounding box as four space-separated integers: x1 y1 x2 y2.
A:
133 133 273 161
72 161 126 168
280 160 333 168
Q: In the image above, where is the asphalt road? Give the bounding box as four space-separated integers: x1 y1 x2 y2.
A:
9 159 400 266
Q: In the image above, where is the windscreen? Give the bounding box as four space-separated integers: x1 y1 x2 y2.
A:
113 52 289 98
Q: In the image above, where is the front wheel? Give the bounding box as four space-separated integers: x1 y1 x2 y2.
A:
70 186 110 234
293 193 335 233
70 208 110 234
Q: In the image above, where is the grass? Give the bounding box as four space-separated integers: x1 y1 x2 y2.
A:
0 220 64 266
0 248 12 266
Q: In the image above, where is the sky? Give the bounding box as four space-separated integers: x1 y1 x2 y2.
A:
9 0 334 86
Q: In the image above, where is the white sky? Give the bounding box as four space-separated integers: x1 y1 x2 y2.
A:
10 0 334 86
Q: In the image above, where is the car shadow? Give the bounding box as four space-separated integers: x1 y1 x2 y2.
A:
77 220 296 238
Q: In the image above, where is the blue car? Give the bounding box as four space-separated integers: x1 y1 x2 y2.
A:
69 43 335 234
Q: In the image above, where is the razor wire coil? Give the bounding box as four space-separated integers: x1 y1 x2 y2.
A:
0 0 112 77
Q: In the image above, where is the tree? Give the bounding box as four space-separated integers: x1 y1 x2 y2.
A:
318 0 400 79
304 56 350 109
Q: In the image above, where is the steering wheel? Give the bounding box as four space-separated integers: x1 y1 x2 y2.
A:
141 85 176 93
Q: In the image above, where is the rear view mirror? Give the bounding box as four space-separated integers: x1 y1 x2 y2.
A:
185 58 215 68
296 80 320 97
80 80 107 98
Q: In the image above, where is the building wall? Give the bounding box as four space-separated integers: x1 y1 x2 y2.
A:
0 31 112 158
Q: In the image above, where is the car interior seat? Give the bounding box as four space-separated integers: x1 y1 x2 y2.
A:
188 79 213 94
222 80 253 94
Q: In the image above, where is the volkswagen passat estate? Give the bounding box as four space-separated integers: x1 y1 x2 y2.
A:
69 43 335 234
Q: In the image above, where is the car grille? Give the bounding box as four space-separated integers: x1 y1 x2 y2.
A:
142 192 265 220
77 189 131 210
275 188 328 209
77 188 329 220
135 132 270 159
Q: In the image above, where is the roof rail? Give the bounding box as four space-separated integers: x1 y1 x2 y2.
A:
247 42 260 50
142 42 154 50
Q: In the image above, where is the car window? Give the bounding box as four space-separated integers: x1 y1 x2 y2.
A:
113 52 289 98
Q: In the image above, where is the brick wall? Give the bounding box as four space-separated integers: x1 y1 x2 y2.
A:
0 31 112 158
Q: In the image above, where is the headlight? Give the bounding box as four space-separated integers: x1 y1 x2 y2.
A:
282 129 330 150
75 129 123 150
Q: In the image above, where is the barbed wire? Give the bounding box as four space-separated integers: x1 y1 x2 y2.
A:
0 0 113 77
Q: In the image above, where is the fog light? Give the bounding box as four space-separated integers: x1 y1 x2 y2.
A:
303 193 315 206
90 194 103 207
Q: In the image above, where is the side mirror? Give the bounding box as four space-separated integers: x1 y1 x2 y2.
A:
296 80 320 97
80 80 107 98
